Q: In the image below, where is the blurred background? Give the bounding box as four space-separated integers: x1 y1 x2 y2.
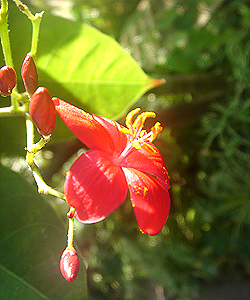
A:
1 0 250 299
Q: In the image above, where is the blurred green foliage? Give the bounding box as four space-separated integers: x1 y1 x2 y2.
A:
1 0 250 299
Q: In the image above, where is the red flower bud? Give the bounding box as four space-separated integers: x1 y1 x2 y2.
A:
29 87 56 136
0 66 16 97
60 247 79 282
21 54 38 95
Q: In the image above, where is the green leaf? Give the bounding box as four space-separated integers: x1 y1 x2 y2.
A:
3 6 160 121
0 165 88 300
36 14 159 120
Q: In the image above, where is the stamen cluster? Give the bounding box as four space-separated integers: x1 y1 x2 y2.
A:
119 108 163 151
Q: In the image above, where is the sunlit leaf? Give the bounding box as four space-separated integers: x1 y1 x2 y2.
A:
2 6 160 120
36 14 161 119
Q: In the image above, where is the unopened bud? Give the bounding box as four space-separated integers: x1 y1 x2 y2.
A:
21 54 38 95
29 87 56 136
60 247 79 282
0 66 16 97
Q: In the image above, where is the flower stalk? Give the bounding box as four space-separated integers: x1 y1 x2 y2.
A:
67 207 76 249
0 0 20 111
12 0 44 57
25 114 65 201
0 0 13 68
60 208 79 282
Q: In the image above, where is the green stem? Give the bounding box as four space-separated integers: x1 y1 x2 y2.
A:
12 0 44 57
12 0 36 20
0 104 25 116
30 11 43 57
0 0 21 111
32 167 66 200
25 113 34 149
0 0 14 67
67 207 76 249
25 115 66 201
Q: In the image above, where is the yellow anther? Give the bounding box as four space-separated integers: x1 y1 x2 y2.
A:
149 122 163 142
125 108 141 133
133 111 156 131
119 108 163 153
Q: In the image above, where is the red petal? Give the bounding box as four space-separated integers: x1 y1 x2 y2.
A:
93 115 128 156
52 98 114 154
122 168 171 236
65 149 128 223
120 142 170 190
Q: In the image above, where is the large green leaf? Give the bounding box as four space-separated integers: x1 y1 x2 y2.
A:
36 14 159 119
4 5 160 120
0 165 88 300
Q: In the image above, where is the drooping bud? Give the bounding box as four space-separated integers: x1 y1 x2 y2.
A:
60 247 79 282
0 66 16 97
21 54 38 96
29 87 56 136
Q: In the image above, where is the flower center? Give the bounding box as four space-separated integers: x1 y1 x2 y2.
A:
119 108 163 153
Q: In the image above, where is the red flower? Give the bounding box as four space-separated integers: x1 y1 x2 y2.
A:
53 98 171 235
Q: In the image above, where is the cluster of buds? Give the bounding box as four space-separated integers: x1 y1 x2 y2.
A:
0 66 16 97
21 55 79 281
21 54 80 281
21 54 56 137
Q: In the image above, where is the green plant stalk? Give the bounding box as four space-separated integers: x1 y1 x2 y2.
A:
25 115 66 201
30 11 43 57
25 113 34 149
67 207 76 249
12 0 44 57
0 105 24 116
0 0 20 111
13 0 36 20
0 0 13 67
